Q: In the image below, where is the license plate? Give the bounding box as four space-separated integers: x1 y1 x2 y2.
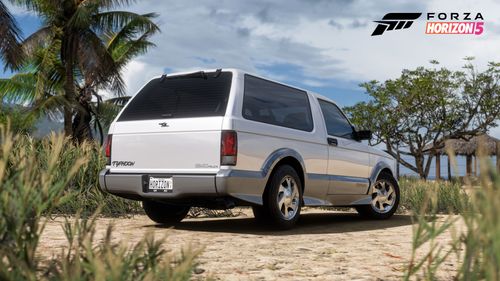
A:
147 176 173 193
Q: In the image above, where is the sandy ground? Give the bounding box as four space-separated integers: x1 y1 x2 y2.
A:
39 209 459 280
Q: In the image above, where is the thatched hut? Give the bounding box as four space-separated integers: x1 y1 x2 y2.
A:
424 134 500 179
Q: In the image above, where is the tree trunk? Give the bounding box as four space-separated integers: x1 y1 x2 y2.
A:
447 155 451 180
415 154 426 179
435 154 441 180
62 41 76 137
396 149 400 179
72 88 93 143
63 106 72 136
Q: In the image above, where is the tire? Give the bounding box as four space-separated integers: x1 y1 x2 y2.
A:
356 172 399 219
142 200 190 224
251 205 270 223
260 165 302 230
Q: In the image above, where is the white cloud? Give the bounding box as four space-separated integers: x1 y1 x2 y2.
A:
8 0 500 137
121 0 499 83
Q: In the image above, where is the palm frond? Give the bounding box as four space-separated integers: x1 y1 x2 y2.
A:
0 72 37 104
94 0 135 10
0 0 24 69
112 35 155 69
77 29 125 95
67 0 100 30
9 0 61 18
21 26 53 56
93 11 158 35
104 96 130 106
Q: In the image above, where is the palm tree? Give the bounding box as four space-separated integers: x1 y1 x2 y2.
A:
0 0 24 69
0 14 158 142
7 0 159 136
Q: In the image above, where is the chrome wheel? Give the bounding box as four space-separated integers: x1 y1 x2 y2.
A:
370 179 396 214
277 176 300 220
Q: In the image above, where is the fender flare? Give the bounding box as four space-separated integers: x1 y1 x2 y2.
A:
368 161 396 193
261 148 307 183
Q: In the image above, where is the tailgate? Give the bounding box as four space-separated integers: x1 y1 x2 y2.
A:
110 117 223 173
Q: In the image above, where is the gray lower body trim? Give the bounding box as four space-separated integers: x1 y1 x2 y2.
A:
325 194 372 206
100 170 217 199
98 168 373 207
99 169 266 205
215 169 266 205
328 175 370 195
307 173 370 195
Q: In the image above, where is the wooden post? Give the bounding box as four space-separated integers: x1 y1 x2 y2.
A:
466 155 472 177
447 155 452 180
435 154 441 180
497 141 500 173
473 156 477 177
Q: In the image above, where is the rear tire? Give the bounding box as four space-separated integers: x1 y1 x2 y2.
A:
356 172 399 219
260 165 302 230
252 206 270 223
142 200 190 224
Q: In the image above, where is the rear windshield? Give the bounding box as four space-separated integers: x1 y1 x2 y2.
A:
118 72 232 121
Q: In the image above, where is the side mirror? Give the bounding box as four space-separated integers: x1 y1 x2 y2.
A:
353 130 372 141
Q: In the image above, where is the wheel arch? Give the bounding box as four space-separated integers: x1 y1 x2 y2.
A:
261 148 306 196
369 161 397 192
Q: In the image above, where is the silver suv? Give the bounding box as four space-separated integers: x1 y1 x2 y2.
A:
99 69 399 229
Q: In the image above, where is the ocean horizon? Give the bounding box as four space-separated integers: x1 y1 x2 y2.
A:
398 155 498 179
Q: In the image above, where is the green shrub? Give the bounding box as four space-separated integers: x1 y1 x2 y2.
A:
399 177 469 214
45 213 200 281
5 132 142 217
0 124 200 281
404 160 500 280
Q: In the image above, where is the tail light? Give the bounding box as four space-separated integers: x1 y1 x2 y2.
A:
221 130 237 165
104 134 112 165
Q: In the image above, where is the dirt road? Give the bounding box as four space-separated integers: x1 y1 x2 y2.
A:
39 210 457 280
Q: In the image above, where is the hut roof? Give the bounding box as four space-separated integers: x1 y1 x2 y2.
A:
424 134 500 156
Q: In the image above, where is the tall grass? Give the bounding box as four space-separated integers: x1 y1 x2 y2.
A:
399 177 470 214
404 157 500 280
0 124 200 280
4 131 142 217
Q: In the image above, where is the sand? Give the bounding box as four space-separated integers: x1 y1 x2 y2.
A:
38 209 459 280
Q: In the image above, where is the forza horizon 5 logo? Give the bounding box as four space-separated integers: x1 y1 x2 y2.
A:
371 12 484 36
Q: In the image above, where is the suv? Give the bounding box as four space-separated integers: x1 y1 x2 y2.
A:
99 69 399 229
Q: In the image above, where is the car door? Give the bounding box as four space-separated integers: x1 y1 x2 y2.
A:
317 99 371 194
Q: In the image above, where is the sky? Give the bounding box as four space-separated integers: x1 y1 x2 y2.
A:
1 0 500 137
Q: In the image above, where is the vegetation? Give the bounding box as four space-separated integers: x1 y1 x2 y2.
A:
345 59 500 179
398 177 469 214
404 158 500 280
0 124 199 280
0 0 24 69
1 122 142 217
0 0 159 142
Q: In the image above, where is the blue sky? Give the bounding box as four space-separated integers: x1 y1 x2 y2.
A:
1 0 500 137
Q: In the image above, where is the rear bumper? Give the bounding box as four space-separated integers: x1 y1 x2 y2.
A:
99 169 266 205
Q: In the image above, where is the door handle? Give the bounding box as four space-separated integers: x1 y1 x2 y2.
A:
327 137 338 146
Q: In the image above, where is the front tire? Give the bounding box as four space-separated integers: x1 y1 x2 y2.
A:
142 200 190 224
260 165 302 230
356 172 399 219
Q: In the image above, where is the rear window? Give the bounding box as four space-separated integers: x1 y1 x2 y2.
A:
242 75 313 132
118 71 232 121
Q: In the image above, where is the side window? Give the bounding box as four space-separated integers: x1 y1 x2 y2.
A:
242 75 314 132
318 99 354 139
